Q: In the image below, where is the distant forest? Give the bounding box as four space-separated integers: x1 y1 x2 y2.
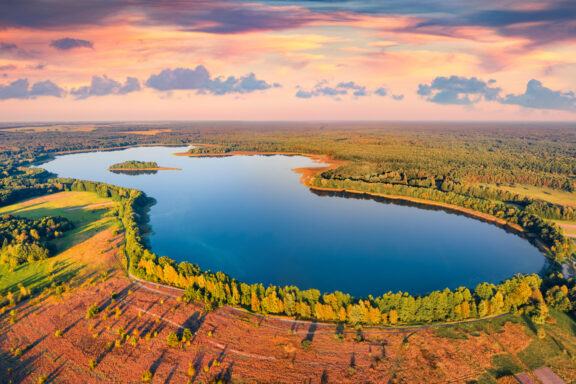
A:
0 121 575 325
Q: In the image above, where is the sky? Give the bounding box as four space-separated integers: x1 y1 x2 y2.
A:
0 0 576 121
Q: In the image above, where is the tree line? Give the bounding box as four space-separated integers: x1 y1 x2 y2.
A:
66 179 550 326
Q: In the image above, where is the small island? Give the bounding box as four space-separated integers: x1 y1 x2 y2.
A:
107 160 181 171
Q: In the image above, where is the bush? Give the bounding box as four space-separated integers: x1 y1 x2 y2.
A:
301 339 312 350
86 303 99 319
54 330 63 338
166 332 179 347
182 328 193 342
141 370 153 382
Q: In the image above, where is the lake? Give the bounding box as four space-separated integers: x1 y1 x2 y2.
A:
39 146 545 297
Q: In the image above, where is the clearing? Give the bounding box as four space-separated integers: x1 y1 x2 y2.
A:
484 184 576 207
0 191 120 296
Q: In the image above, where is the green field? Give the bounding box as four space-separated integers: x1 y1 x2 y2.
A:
485 184 576 207
0 192 118 295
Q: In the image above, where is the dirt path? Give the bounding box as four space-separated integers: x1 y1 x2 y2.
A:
128 273 511 334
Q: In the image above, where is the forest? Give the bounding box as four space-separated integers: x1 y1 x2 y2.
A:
0 215 73 266
0 122 575 326
109 160 159 169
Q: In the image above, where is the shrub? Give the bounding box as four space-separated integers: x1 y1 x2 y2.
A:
54 330 63 338
182 328 193 342
166 332 179 347
89 359 97 370
301 339 312 350
86 303 99 319
141 370 153 382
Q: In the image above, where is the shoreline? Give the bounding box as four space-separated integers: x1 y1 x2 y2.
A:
54 143 189 155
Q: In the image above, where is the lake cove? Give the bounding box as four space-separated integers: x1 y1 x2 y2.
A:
39 146 545 297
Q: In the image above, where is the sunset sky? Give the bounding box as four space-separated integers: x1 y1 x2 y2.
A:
1 0 576 121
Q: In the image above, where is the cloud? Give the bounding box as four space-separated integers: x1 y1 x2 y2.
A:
118 77 141 94
0 65 17 71
417 76 501 105
0 42 35 60
0 1 122 28
0 0 318 34
27 64 46 70
138 1 317 34
410 1 576 47
500 79 576 112
337 81 367 97
0 78 65 100
297 81 401 99
145 66 277 95
50 37 94 50
374 87 387 97
392 94 404 100
0 79 29 100
0 42 18 51
71 75 141 99
30 80 66 97
296 80 369 99
463 2 576 46
0 0 572 51
145 66 210 91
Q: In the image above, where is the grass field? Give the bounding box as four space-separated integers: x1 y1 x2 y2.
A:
552 220 576 238
485 184 576 206
0 192 120 295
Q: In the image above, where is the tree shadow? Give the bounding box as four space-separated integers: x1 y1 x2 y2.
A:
149 349 166 376
163 363 179 384
210 362 234 384
320 369 329 384
44 361 66 383
182 311 208 342
304 321 317 343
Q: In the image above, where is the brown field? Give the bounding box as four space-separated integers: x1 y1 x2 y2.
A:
2 228 575 383
120 129 172 135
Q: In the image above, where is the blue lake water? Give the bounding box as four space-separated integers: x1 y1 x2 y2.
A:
39 146 545 297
